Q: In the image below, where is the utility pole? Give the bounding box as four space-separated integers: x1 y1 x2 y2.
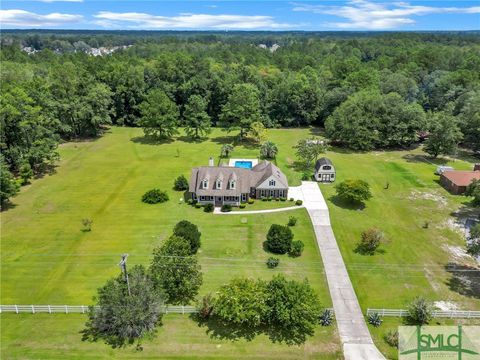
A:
119 254 131 296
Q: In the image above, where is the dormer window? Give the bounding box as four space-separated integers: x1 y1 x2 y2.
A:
323 165 331 170
230 180 236 189
269 180 276 186
216 180 222 189
202 180 208 189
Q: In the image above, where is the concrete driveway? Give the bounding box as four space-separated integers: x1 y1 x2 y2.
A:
300 181 385 360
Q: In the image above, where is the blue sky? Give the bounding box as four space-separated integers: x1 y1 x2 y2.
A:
1 1 479 31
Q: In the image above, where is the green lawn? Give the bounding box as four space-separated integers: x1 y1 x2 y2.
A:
0 314 342 360
320 148 480 311
1 127 338 359
1 126 479 359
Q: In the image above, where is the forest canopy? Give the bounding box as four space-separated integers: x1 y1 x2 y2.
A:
1 31 479 202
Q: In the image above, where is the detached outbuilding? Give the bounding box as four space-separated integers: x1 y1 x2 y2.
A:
314 158 336 183
440 164 480 195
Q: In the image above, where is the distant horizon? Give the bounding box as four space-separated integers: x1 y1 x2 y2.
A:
1 1 479 31
3 29 479 33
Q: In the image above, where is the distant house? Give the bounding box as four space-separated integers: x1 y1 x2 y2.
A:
314 158 336 183
189 160 288 206
440 164 480 195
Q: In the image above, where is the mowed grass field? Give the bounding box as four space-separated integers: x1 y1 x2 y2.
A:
1 127 340 359
1 126 479 359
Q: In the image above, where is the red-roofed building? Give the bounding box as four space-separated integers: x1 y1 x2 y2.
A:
440 164 480 194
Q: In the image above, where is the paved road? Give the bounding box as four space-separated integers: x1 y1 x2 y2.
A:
300 181 385 360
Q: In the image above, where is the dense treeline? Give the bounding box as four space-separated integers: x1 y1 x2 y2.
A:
1 32 480 203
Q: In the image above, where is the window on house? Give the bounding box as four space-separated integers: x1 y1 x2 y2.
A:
216 180 222 189
269 180 276 186
202 180 208 189
323 165 331 170
230 180 235 189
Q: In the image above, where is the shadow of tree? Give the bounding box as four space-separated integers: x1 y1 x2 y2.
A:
444 262 480 299
191 313 313 345
308 127 325 137
353 244 386 255
210 135 238 146
286 160 309 173
130 136 174 145
0 201 17 212
329 195 365 210
191 314 262 342
176 135 208 144
402 154 448 165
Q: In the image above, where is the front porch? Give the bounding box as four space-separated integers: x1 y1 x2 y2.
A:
194 194 247 206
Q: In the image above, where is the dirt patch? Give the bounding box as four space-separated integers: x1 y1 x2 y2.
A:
408 190 448 208
438 218 465 236
442 244 470 262
434 301 458 311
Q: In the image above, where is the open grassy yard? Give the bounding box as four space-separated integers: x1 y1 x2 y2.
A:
1 126 478 359
320 148 480 311
1 127 338 359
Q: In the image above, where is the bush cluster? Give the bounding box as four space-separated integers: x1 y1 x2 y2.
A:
266 257 279 268
204 203 214 212
142 189 169 204
265 224 305 257
221 204 232 212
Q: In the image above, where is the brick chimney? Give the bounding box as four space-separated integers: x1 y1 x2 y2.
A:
209 157 214 167
474 164 480 171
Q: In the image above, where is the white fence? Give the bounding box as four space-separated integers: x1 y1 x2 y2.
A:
0 305 198 315
367 308 480 319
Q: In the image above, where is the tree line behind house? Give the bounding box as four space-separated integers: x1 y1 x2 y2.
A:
1 32 479 204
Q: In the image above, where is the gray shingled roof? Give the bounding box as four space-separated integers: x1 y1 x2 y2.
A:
189 161 288 196
315 158 333 171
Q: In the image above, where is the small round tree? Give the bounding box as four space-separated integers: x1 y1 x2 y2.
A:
357 228 384 255
82 265 164 348
265 224 294 254
407 297 433 325
220 144 234 158
173 175 189 191
335 179 372 204
173 220 201 254
266 257 279 269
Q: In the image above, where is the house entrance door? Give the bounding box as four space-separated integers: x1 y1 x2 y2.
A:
215 196 222 206
322 174 330 182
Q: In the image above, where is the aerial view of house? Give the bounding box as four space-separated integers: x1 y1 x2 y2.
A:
189 159 289 206
1 2 480 360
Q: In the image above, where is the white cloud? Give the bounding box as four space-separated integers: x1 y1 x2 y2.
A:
292 0 480 30
0 9 83 27
93 11 293 30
